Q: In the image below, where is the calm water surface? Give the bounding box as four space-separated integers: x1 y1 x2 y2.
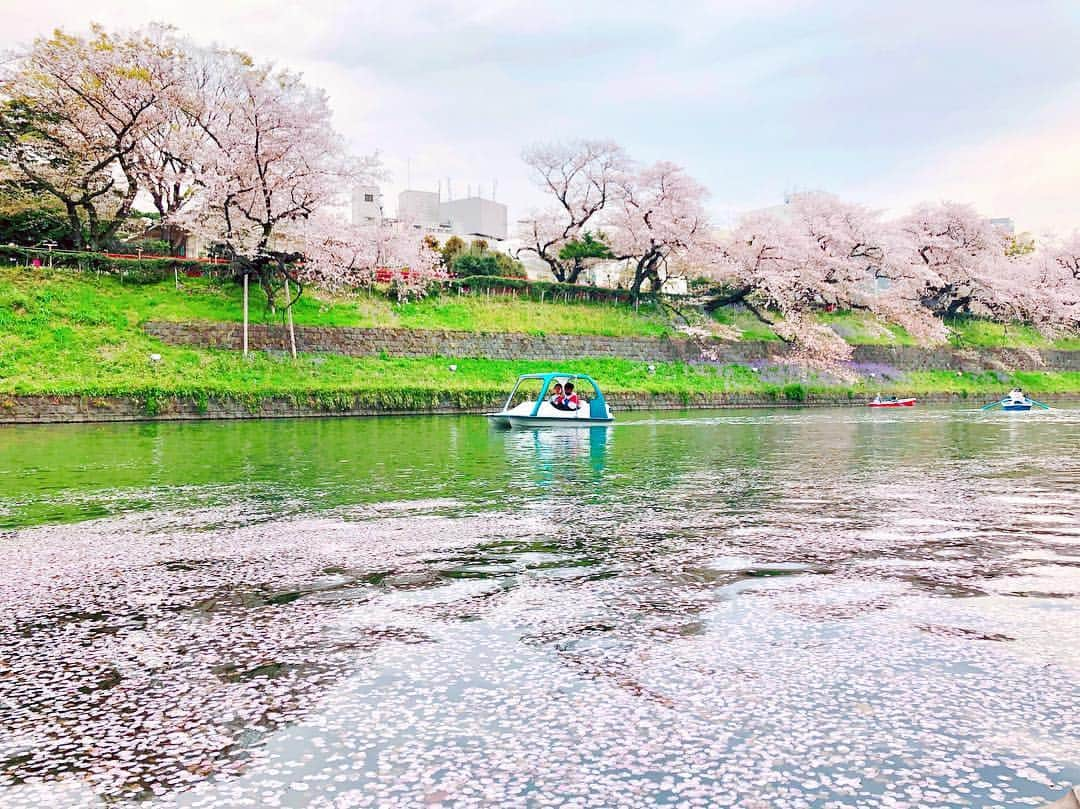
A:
0 407 1078 808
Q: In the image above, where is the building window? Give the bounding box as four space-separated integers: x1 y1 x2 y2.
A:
364 194 374 203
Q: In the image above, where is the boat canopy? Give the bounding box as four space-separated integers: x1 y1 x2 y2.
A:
502 372 609 420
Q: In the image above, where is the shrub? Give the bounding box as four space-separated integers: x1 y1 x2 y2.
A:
0 245 222 283
447 275 659 306
450 251 526 279
782 382 808 402
102 238 175 257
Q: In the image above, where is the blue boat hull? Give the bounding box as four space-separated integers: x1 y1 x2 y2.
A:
1001 403 1032 411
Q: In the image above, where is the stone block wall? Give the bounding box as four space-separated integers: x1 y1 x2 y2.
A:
142 321 709 362
1 392 897 425
143 321 1080 372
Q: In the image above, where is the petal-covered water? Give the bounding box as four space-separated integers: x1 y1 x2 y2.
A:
0 407 1077 808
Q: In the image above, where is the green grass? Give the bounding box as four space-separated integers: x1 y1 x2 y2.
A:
0 268 675 338
817 310 918 346
944 316 1080 350
391 295 674 337
900 369 1080 396
709 305 783 342
1 267 1078 406
713 305 1080 351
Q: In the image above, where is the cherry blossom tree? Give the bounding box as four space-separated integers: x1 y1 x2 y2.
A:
156 40 446 354
1025 232 1080 329
1048 231 1080 281
890 201 1080 340
893 202 1015 320
0 24 187 249
710 193 946 362
172 51 381 310
518 139 628 283
605 161 713 301
160 48 444 355
129 45 229 221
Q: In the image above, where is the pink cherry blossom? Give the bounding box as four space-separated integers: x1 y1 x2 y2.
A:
605 160 714 300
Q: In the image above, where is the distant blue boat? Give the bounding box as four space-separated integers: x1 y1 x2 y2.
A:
981 389 1049 412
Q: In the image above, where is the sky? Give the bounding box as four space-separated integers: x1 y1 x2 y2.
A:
2 0 1079 234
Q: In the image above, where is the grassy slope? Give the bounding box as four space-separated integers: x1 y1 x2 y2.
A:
3 269 675 337
1 268 1078 404
810 309 1080 350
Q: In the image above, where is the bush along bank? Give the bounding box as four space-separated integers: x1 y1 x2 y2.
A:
3 364 1080 424
0 245 225 283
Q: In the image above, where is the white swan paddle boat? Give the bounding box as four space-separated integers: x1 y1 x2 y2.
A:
487 372 614 428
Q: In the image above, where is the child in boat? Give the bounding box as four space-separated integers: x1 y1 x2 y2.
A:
549 382 565 408
562 382 581 411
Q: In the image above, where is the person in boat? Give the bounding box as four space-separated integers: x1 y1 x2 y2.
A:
1006 387 1027 404
548 382 565 408
562 382 581 411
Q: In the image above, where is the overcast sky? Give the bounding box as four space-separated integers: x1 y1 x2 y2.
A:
3 0 1079 233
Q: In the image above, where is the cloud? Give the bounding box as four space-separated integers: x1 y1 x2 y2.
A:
866 94 1080 233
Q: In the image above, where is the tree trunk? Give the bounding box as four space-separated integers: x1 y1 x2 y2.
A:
284 275 297 359
242 273 249 357
703 285 752 313
64 202 84 249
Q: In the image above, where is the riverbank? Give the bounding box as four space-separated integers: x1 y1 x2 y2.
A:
3 266 1080 424
4 390 1080 424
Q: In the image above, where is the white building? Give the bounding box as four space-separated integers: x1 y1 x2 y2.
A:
440 196 508 240
352 185 509 241
352 185 383 225
398 190 442 228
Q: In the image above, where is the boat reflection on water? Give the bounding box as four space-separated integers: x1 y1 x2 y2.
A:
502 425 612 486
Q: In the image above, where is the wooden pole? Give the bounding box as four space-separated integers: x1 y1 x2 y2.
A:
284 275 297 359
242 272 249 357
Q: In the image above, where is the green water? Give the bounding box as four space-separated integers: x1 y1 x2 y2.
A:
2 405 1059 530
2 412 770 528
0 407 1078 808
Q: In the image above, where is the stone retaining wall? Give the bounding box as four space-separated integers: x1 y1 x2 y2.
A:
143 321 1080 371
0 392 998 425
143 321 709 362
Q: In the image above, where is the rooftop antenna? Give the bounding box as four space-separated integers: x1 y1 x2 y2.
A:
447 177 452 200
492 179 497 202
437 179 442 201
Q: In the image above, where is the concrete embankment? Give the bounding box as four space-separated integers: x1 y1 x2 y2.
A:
3 391 1076 425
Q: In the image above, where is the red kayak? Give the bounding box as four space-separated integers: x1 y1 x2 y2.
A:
868 397 916 408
